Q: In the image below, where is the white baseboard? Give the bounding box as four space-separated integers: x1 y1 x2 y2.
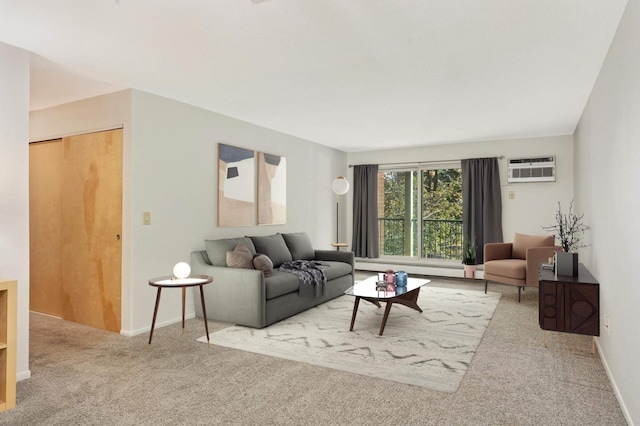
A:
355 260 484 281
120 312 196 337
17 370 31 382
595 338 635 426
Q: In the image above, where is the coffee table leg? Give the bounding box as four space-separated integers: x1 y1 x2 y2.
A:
199 285 211 347
405 288 423 312
148 287 162 345
181 287 186 335
349 297 361 331
389 288 423 313
379 302 394 336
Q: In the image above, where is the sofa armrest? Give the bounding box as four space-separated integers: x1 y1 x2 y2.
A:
484 242 513 263
314 250 354 270
525 246 563 287
190 250 266 328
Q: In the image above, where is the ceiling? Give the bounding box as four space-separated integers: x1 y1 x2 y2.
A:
0 0 628 152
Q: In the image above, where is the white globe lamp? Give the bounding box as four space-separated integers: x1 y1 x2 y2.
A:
331 176 350 195
173 262 191 279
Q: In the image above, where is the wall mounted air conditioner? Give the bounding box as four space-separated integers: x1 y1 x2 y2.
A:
507 156 555 183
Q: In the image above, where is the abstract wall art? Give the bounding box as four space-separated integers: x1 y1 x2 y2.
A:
257 151 286 225
218 143 255 227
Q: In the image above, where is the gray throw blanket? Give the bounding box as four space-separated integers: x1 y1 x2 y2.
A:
279 260 327 298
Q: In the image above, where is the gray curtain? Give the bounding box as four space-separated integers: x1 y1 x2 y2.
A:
462 157 503 264
351 164 379 258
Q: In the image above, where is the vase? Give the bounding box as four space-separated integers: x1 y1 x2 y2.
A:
463 264 476 279
395 271 407 287
555 252 578 277
384 269 395 285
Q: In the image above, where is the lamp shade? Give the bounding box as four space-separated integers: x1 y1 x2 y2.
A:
173 262 191 279
331 176 350 195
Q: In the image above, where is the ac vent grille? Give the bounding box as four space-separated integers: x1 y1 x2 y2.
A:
508 156 555 183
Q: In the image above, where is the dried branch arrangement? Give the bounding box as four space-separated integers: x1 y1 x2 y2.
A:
542 200 590 252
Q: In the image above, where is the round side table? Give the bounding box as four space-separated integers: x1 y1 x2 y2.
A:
148 274 213 346
331 243 348 251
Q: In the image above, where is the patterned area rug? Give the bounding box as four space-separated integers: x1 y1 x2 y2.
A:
198 286 501 392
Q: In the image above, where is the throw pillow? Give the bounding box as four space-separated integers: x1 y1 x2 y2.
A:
226 244 254 269
253 254 273 277
281 232 315 260
248 234 293 267
205 237 257 266
512 233 555 259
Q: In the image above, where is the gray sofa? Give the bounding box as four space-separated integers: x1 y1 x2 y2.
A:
191 232 354 328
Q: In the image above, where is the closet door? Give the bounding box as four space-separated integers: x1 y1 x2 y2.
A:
29 129 123 333
29 140 63 317
61 129 122 332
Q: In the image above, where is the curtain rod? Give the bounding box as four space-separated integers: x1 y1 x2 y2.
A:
348 155 504 168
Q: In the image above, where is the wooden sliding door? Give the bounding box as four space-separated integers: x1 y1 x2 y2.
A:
30 129 122 332
29 139 64 317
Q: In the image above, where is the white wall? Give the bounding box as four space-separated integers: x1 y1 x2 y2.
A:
346 135 574 251
129 90 347 335
0 43 30 380
574 0 638 423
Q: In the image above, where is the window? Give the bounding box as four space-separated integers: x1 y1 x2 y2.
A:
378 164 463 260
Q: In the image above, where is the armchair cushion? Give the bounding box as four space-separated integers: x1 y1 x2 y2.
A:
512 233 554 260
484 242 513 263
484 259 526 280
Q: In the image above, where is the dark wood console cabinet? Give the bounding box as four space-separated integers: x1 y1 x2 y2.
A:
539 263 599 337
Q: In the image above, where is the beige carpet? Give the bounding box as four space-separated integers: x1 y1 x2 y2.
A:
0 277 626 425
198 287 501 392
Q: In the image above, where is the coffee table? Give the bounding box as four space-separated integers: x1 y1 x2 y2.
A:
345 276 430 336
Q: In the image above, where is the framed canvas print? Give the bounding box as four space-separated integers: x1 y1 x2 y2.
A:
257 151 286 225
218 143 255 227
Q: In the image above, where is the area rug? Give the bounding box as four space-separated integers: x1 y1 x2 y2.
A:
197 286 501 392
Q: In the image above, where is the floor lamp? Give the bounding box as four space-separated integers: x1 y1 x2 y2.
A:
331 176 350 248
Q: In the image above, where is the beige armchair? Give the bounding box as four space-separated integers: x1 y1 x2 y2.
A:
484 233 561 302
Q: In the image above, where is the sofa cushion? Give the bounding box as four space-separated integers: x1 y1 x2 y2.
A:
281 232 315 260
226 244 254 269
264 270 301 299
315 261 352 281
249 234 293 267
253 254 273 277
264 260 353 300
485 258 526 280
512 233 554 260
205 237 257 266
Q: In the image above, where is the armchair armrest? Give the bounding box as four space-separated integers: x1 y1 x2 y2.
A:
525 246 563 287
484 242 513 263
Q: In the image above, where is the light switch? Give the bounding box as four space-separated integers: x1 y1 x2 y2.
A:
143 211 151 225
508 191 515 200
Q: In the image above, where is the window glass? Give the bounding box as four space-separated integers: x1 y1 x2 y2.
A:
377 165 462 260
421 168 463 260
